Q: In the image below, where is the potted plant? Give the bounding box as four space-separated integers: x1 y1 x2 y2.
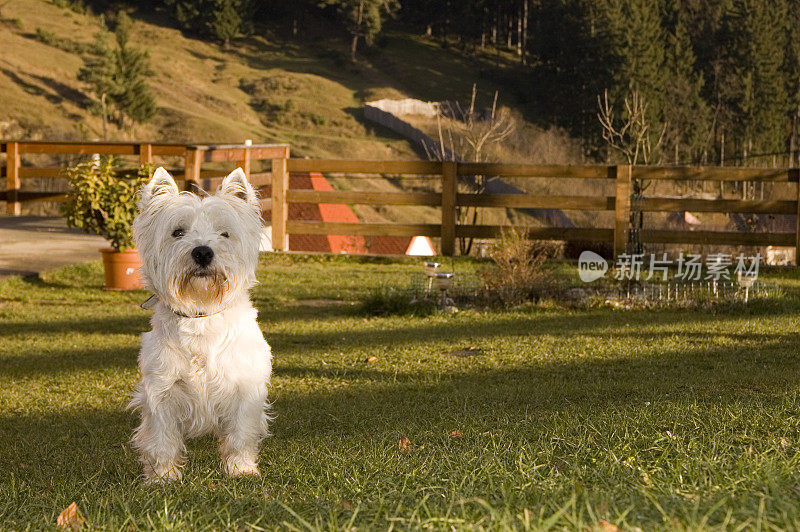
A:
62 156 150 290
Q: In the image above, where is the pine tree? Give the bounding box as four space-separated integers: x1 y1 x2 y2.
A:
166 0 247 43
112 11 157 136
526 0 615 146
78 22 116 139
166 0 209 36
727 0 789 159
320 0 400 60
79 12 156 138
602 0 667 155
210 0 242 46
785 0 800 163
662 2 710 163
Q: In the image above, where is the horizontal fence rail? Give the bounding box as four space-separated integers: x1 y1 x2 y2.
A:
0 141 289 214
632 167 800 181
3 143 800 260
271 159 800 259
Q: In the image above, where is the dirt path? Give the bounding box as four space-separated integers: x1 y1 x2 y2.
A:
0 216 107 278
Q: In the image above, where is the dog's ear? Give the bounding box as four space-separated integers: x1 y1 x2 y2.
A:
140 167 179 209
219 168 258 208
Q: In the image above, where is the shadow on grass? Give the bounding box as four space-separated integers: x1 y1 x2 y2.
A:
2 305 798 375
3 328 800 529
5 333 800 470
1 408 140 489
267 307 800 356
279 335 800 428
256 301 357 323
0 346 138 378
0 314 149 338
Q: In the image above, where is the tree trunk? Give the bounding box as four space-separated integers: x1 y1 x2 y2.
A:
351 0 364 61
793 103 800 166
443 0 450 45
100 93 108 140
520 0 528 65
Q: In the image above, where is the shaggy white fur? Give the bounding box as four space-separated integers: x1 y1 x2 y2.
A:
129 167 272 482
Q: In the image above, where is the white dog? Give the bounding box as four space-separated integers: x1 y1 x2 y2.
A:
129 167 272 482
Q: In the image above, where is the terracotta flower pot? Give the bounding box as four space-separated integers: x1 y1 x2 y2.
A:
100 248 143 290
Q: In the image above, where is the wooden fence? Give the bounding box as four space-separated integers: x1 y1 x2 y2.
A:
273 160 800 258
0 140 290 213
2 141 800 259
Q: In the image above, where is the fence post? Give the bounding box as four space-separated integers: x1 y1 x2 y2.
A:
441 161 457 256
138 143 153 166
613 164 632 259
794 168 800 266
271 157 289 252
6 142 20 216
184 147 201 192
236 148 251 178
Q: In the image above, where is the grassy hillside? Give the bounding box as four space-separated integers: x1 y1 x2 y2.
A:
0 1 523 160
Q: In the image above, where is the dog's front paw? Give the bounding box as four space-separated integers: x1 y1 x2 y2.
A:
223 456 260 477
144 462 183 484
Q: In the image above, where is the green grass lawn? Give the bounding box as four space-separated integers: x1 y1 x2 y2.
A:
3 254 800 530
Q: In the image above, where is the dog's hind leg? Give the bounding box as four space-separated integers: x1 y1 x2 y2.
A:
218 388 267 477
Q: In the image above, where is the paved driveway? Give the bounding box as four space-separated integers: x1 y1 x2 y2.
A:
0 216 107 277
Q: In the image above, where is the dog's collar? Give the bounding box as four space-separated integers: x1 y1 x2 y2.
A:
140 294 227 319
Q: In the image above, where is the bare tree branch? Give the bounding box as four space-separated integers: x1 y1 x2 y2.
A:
597 88 665 165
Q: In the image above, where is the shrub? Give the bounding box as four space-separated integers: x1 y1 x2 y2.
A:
50 0 87 14
62 157 151 251
480 229 562 307
35 27 91 53
35 28 57 46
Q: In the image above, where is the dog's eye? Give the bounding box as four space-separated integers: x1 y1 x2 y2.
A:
221 232 230 238
172 228 185 238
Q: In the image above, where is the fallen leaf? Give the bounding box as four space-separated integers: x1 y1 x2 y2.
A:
398 436 412 453
448 430 463 438
366 356 378 363
57 502 83 530
597 519 622 532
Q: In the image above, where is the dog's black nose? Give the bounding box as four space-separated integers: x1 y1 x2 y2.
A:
191 245 214 267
